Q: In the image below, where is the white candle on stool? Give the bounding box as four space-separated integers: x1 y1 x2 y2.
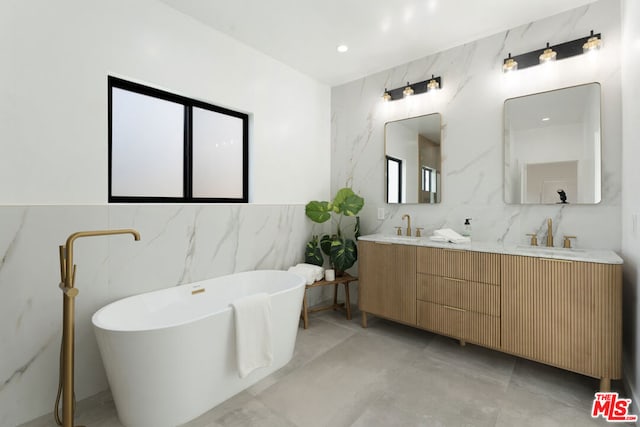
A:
325 269 335 281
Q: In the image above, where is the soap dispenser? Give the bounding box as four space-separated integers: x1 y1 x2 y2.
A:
462 218 472 237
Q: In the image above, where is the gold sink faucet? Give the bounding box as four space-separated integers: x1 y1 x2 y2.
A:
546 218 553 247
402 214 412 236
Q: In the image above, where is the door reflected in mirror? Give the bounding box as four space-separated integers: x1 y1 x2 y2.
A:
504 83 601 204
385 113 442 204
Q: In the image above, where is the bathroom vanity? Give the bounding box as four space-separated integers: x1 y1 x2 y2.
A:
358 235 622 391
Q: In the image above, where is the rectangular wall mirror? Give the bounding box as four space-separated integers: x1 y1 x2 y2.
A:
385 113 442 204
504 83 601 204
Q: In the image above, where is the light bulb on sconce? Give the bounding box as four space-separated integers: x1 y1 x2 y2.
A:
502 53 518 73
382 89 392 102
539 42 557 64
403 82 414 97
583 30 602 52
426 75 440 91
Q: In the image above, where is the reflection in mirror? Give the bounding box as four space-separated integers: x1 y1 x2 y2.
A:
504 83 601 204
385 113 442 204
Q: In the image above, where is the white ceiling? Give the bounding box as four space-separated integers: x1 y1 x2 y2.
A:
506 83 599 130
158 0 598 86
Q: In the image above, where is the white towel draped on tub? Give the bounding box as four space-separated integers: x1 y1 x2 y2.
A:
231 293 273 378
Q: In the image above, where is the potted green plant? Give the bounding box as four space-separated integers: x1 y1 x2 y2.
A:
304 187 364 275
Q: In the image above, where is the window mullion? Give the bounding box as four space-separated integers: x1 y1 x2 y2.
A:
185 105 193 200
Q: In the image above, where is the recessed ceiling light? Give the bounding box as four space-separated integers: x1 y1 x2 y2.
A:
337 44 349 53
542 117 551 122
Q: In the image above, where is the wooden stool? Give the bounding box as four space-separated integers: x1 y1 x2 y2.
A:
300 273 358 329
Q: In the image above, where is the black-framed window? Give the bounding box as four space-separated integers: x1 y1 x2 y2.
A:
421 166 434 192
386 155 402 203
108 76 249 203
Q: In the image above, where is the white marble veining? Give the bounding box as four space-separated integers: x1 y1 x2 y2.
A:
360 234 623 264
0 204 316 427
331 0 622 252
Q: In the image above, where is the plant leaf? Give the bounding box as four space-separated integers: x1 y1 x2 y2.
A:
304 239 324 266
330 237 358 272
320 234 333 256
332 188 353 211
332 188 364 217
340 194 364 216
305 201 331 223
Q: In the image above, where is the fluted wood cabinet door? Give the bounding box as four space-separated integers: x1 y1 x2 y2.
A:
501 255 622 379
359 241 416 325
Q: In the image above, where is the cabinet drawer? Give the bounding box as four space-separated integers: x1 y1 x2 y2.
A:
417 247 501 285
465 311 500 348
417 274 499 316
417 301 500 347
417 301 463 339
417 247 466 279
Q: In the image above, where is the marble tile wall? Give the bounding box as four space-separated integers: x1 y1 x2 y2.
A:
0 204 318 426
332 0 622 251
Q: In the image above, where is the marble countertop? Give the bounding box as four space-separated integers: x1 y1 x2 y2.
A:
358 234 623 265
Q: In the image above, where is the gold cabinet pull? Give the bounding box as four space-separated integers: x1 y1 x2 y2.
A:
443 248 465 253
443 305 465 312
443 277 465 283
374 241 393 245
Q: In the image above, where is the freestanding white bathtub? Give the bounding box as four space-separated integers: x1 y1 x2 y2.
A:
92 270 305 427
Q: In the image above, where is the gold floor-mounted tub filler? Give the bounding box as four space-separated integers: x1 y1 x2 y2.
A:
54 229 140 427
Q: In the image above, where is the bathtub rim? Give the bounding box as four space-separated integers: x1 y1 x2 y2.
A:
92 269 305 333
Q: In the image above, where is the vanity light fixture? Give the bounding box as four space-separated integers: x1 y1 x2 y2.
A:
501 30 601 72
403 82 414 97
382 75 443 101
539 43 557 64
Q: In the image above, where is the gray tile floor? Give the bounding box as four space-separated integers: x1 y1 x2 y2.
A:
23 307 635 427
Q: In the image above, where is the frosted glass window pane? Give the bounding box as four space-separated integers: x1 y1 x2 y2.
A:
112 88 184 197
192 107 244 198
